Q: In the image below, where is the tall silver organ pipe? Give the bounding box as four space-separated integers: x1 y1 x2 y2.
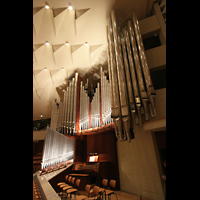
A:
42 126 74 169
100 70 112 126
131 10 156 117
107 18 123 141
107 10 157 142
79 81 90 131
91 82 101 128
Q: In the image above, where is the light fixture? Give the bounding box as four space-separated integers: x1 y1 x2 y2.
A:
85 42 88 46
45 41 49 45
68 3 73 10
45 5 49 9
40 113 43 117
66 41 69 45
61 67 64 70
44 67 47 70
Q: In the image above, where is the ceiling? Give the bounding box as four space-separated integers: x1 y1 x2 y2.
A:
33 0 155 121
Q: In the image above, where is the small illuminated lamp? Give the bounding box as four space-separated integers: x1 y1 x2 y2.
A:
61 67 64 70
68 3 73 10
40 113 43 117
45 5 49 9
66 41 69 45
85 42 88 46
44 67 47 70
45 41 49 45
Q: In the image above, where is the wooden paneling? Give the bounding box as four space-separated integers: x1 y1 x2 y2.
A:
74 130 120 190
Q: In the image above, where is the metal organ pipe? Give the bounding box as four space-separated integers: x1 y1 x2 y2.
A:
131 10 156 118
107 19 123 141
111 10 132 142
106 10 156 142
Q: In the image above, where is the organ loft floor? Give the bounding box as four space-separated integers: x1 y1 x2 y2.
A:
59 190 151 200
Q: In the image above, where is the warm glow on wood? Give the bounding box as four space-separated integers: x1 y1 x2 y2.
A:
89 156 98 162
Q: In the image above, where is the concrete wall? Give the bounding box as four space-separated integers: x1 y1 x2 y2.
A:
116 88 166 200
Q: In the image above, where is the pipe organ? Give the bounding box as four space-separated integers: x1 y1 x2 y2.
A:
41 127 74 169
44 10 157 162
106 10 156 142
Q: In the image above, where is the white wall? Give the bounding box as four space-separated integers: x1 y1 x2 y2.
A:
117 88 166 200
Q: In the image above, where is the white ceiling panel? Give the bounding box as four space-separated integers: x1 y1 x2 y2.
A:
33 0 153 121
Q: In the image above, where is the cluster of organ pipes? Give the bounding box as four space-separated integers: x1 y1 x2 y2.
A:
91 83 101 128
101 69 113 125
49 72 113 135
79 81 90 130
48 9 156 144
41 9 159 170
106 10 156 142
42 126 74 169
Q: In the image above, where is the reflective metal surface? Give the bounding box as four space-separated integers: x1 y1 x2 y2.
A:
132 10 156 117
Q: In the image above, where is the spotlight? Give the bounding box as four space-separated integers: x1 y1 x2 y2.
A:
68 3 73 10
66 41 69 45
41 113 43 117
85 42 88 46
46 41 49 45
44 67 47 70
61 67 64 70
45 5 49 9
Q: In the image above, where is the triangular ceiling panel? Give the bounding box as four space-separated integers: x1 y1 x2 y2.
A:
72 45 90 68
75 8 91 36
50 69 67 86
90 44 106 66
49 69 60 77
53 8 67 36
33 7 44 15
34 69 53 88
38 44 57 67
53 45 73 68
33 7 45 36
33 44 45 64
52 7 68 17
90 44 103 54
71 44 83 54
33 73 39 87
35 88 45 99
75 8 90 19
52 44 65 53
33 69 43 77
33 43 44 51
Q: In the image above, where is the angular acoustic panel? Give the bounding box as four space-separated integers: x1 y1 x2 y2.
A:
52 7 67 36
90 44 105 65
72 45 90 69
37 44 57 67
33 69 53 88
52 7 68 17
33 7 45 36
33 44 45 64
35 88 45 99
75 8 90 36
52 44 73 68
75 8 90 19
49 69 67 86
49 69 60 84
